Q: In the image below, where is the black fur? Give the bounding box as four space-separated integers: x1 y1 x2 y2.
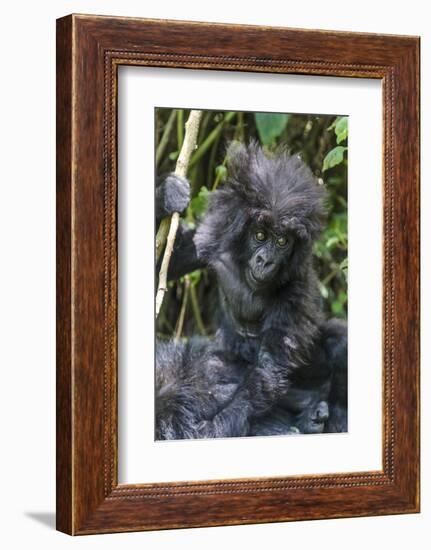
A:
323 319 348 432
155 338 249 439
155 142 347 439
156 174 190 220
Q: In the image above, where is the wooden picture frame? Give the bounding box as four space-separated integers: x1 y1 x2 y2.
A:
56 14 420 535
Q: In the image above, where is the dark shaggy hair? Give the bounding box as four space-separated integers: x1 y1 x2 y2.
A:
195 141 327 279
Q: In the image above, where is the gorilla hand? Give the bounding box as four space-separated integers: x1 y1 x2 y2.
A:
156 174 191 220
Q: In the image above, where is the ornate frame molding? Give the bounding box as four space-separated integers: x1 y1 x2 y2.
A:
57 14 419 534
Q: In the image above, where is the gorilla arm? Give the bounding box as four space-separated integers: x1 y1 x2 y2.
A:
156 173 206 279
197 300 321 438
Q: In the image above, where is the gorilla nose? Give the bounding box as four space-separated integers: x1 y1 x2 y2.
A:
256 254 274 270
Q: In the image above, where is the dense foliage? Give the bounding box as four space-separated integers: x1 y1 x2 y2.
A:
156 109 348 338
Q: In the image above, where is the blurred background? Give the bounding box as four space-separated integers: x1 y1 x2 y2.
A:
155 108 348 339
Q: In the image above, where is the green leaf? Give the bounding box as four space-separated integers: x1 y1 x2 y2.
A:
331 291 347 316
188 269 202 286
254 113 290 146
325 236 339 249
327 119 337 131
323 146 347 172
190 186 210 218
331 300 344 315
334 116 348 144
168 150 179 161
215 164 227 182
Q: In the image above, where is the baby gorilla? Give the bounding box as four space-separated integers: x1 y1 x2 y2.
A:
155 142 347 439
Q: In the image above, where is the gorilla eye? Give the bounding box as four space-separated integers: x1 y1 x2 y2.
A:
255 230 267 242
276 236 288 247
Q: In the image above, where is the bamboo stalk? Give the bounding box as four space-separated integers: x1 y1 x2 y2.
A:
155 110 203 318
174 276 190 339
190 282 207 336
155 110 176 168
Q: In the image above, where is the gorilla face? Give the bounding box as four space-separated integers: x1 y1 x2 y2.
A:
279 380 331 434
250 396 330 437
295 399 329 434
194 142 327 289
246 224 293 289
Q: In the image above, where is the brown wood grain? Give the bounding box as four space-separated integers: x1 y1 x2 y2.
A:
56 14 420 535
56 15 73 535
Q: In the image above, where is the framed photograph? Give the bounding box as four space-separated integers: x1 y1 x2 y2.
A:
56 14 420 534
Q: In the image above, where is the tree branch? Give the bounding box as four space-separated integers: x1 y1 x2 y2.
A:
155 110 203 318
